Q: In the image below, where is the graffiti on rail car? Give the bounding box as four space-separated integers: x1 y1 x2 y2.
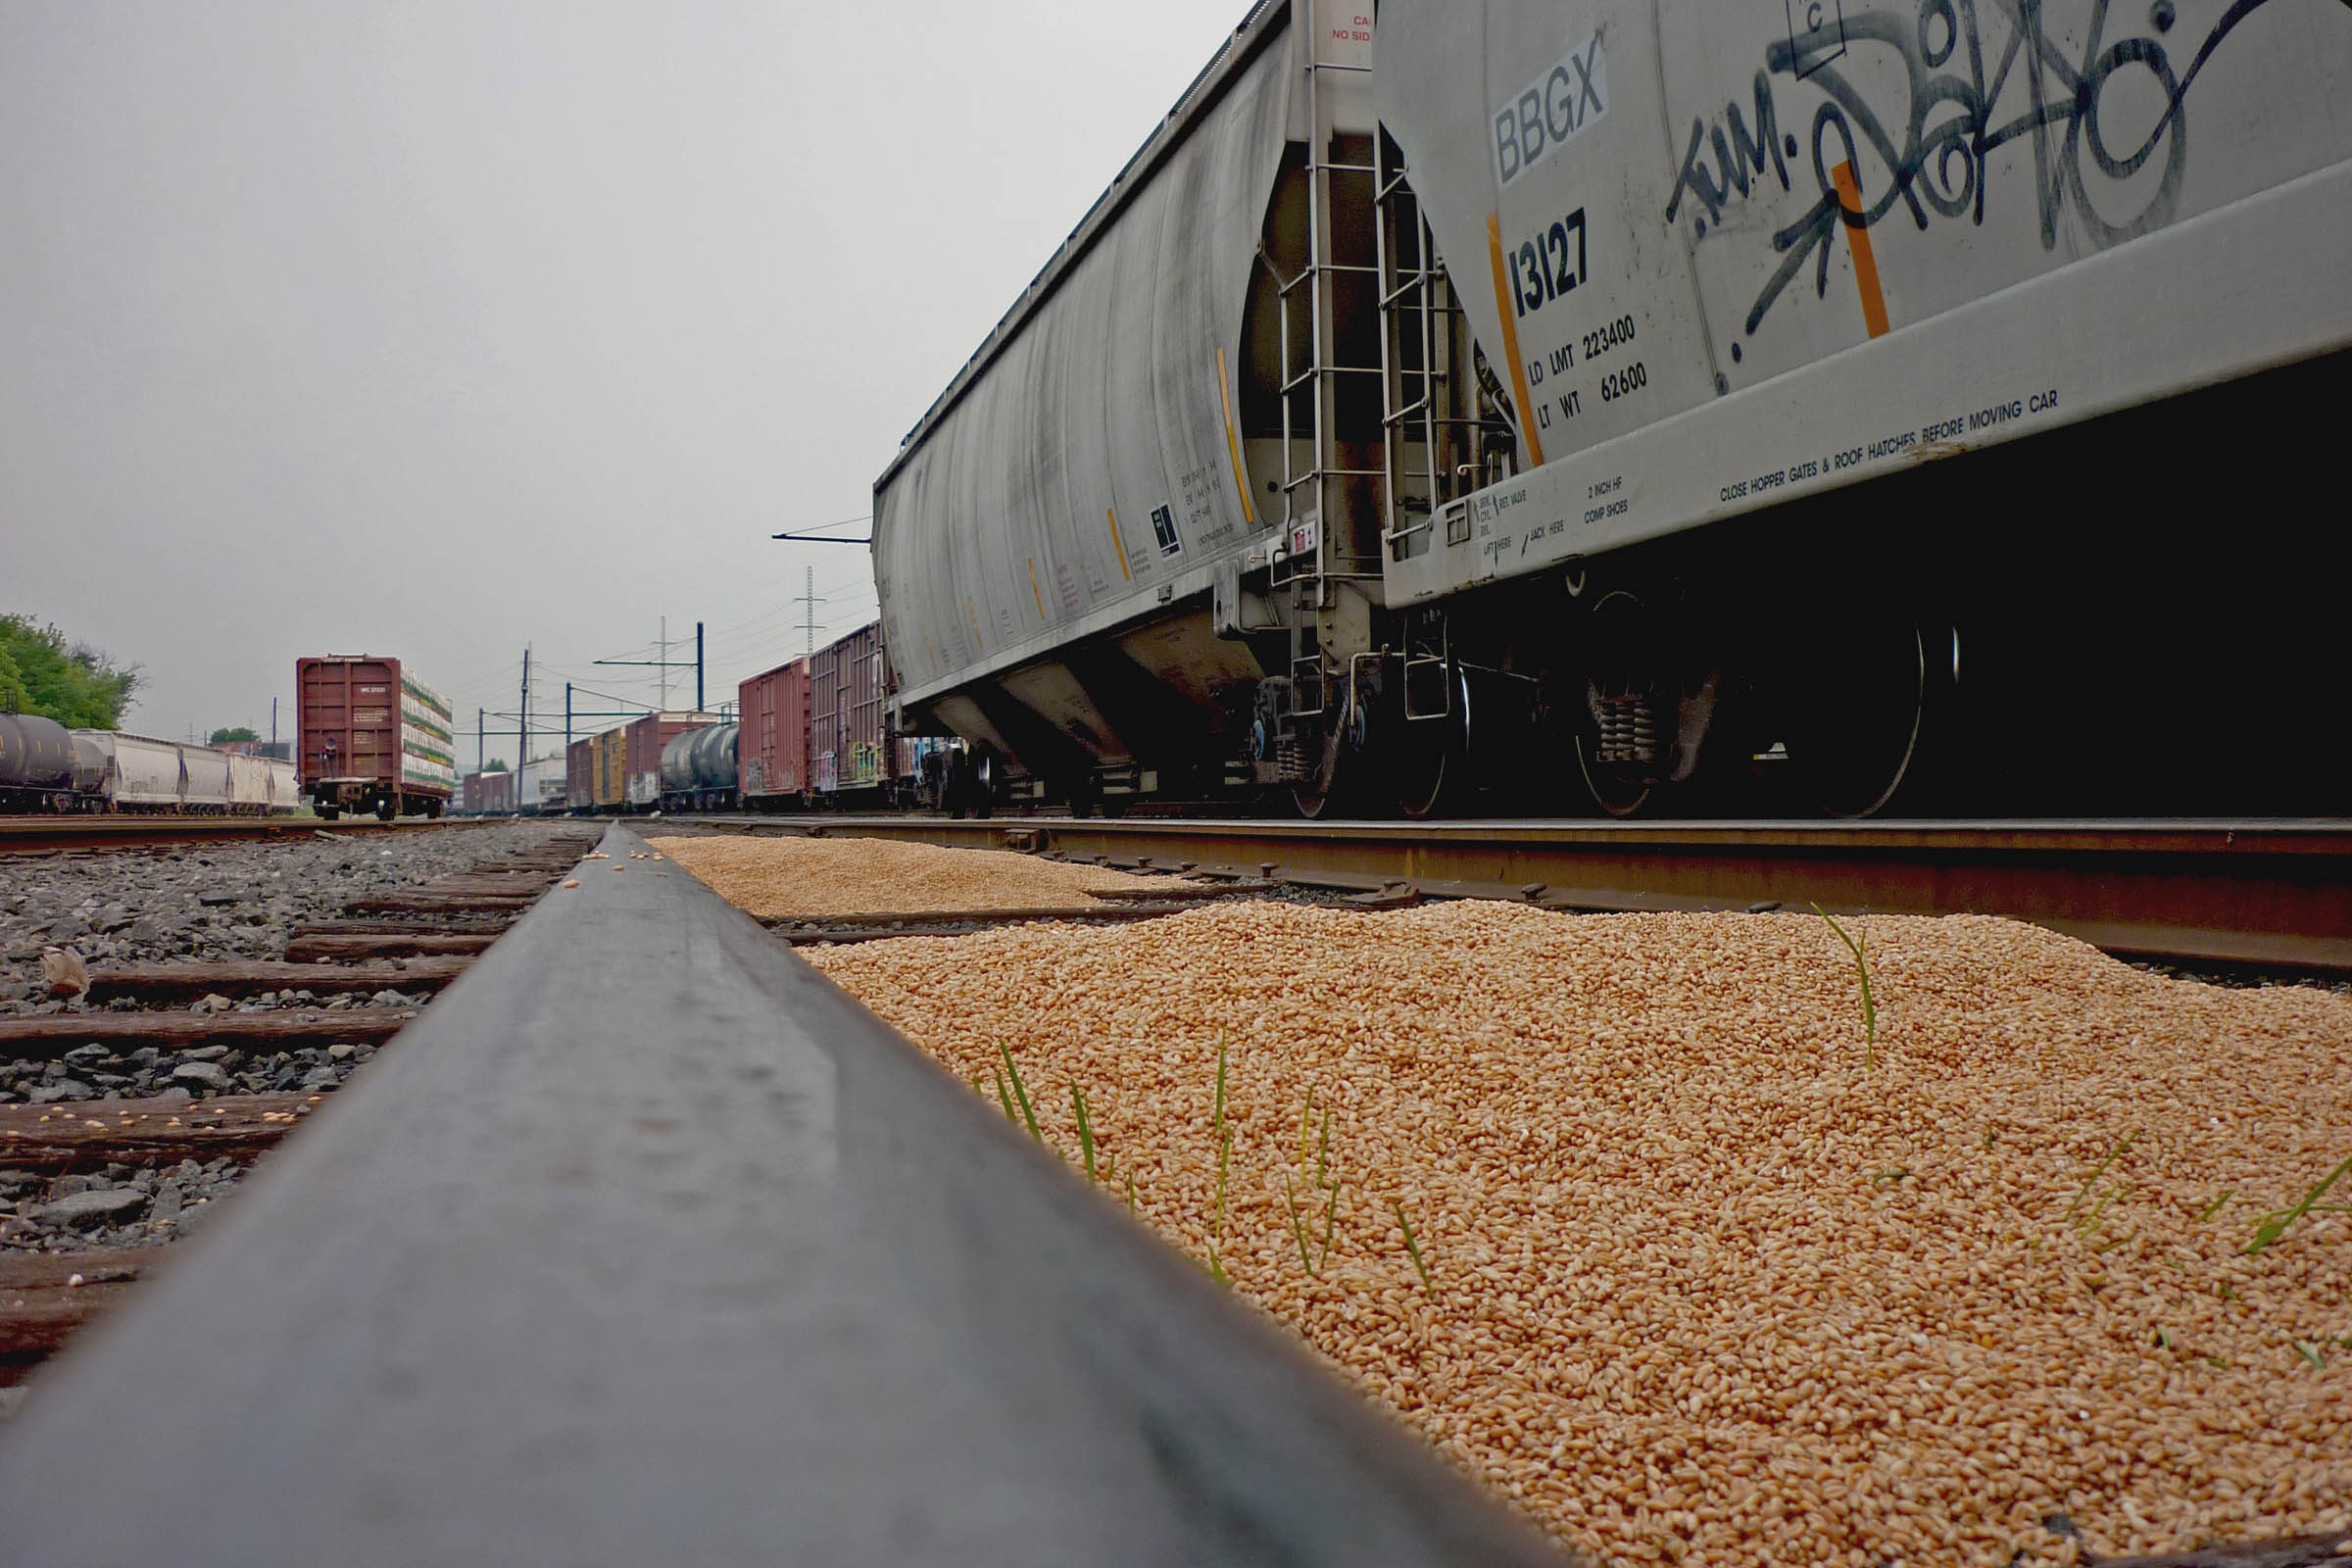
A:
1665 0 2330 337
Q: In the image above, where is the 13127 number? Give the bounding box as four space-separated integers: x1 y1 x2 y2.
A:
1507 207 1587 318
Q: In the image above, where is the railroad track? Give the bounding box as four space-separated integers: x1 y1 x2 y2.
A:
0 820 597 1388
655 815 2352 972
0 813 514 855
2 820 2344 1564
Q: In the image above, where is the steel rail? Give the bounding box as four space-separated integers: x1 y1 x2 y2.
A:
0 813 509 855
0 823 1570 1568
656 815 2352 972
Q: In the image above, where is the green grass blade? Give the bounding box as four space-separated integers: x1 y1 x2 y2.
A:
1209 1034 1232 1244
991 1066 1018 1128
1394 1200 1434 1299
2196 1191 2233 1222
997 1040 1046 1148
1316 1172 1343 1270
1213 1033 1228 1138
1316 1104 1331 1192
2243 1152 2352 1255
1124 1168 1136 1213
1809 903 1878 1069
1213 1125 1232 1241
1298 1084 1314 1180
2066 1135 2134 1222
1284 1177 1316 1277
1071 1083 1097 1181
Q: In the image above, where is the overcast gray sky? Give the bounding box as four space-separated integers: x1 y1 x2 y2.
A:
1 0 1257 761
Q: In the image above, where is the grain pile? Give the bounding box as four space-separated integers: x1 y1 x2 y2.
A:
645 834 1189 917
802 902 2352 1568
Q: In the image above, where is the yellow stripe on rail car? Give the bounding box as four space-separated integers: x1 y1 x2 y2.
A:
1214 347 1256 525
1486 213 1545 467
1831 162 1891 339
1106 509 1131 580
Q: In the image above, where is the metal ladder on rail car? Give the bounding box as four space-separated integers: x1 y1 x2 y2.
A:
1273 10 1386 723
1373 128 1483 723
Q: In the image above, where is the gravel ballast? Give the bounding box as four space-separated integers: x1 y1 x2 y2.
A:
790 900 2351 1567
0 823 550 997
647 833 1189 916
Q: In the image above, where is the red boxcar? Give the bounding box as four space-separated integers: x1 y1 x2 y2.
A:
808 625 886 798
565 739 593 815
295 656 457 821
621 711 716 810
738 659 809 806
461 770 514 815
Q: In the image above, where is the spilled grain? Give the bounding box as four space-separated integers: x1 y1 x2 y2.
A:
792 902 2352 1568
647 833 1187 917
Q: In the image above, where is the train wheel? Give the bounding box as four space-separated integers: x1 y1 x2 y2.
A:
1290 679 1367 819
375 798 397 822
1574 591 1661 817
1394 670 1466 820
1781 613 1931 819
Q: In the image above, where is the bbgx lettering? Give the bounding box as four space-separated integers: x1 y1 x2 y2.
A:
1494 33 1608 187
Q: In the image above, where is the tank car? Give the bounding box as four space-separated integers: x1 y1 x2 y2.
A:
0 714 76 810
623 712 718 811
873 0 2352 817
660 723 740 812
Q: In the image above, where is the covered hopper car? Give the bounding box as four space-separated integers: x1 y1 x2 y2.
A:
2 714 299 814
872 0 2352 818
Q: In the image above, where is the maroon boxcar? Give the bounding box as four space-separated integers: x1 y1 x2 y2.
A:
295 656 457 821
621 711 716 810
565 739 593 815
738 659 810 807
461 770 514 815
808 625 886 799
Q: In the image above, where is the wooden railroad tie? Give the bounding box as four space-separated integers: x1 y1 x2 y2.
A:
0 1008 417 1063
0 1249 151 1385
281 933 498 963
87 956 473 1004
0 1091 316 1175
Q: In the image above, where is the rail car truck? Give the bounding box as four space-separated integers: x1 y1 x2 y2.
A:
872 0 2352 819
296 657 457 820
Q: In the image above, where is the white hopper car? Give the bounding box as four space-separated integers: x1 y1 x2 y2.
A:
873 0 2350 817
71 731 300 814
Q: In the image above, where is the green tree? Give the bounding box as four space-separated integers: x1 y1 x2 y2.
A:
482 758 509 773
210 726 260 744
0 616 141 728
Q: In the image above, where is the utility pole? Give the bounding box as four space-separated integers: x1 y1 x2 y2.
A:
477 709 485 774
796 567 823 659
658 616 668 710
565 683 572 754
696 621 705 710
270 698 277 754
518 647 531 777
